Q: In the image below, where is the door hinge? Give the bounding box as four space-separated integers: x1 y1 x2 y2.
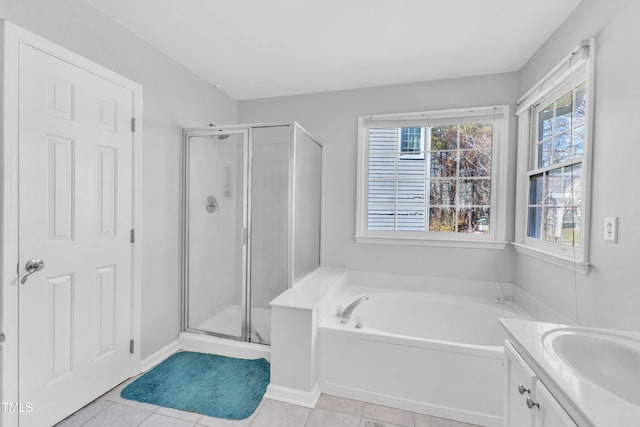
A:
129 339 135 354
130 229 135 244
131 117 136 133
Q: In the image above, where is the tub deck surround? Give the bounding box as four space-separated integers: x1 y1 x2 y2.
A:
265 269 541 425
318 284 535 427
510 286 575 326
269 267 349 311
500 318 640 427
266 267 348 407
348 270 516 300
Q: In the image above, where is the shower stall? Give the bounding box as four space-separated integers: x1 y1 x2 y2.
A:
180 122 323 345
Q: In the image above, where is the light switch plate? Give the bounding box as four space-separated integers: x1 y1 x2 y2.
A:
604 217 618 242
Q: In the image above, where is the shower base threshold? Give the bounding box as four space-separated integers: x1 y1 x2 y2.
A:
195 305 271 344
178 331 270 362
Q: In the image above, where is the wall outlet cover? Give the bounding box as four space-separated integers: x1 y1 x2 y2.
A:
604 216 618 242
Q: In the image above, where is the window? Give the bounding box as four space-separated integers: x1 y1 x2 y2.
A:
514 39 594 272
356 106 509 248
527 83 585 245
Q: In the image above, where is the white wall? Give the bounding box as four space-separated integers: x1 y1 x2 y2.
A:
514 0 640 331
0 0 238 358
239 73 520 283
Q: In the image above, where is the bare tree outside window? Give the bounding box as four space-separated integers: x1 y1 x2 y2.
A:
367 122 493 234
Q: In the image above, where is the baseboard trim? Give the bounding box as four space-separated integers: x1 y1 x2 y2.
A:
320 381 502 427
264 383 321 408
139 340 179 373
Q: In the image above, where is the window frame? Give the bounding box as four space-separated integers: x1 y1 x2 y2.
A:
355 105 510 249
513 39 595 274
525 76 586 248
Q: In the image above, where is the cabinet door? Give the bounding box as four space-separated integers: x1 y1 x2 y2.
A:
504 340 537 427
534 381 578 427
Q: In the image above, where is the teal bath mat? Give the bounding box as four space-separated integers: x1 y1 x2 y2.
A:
121 351 270 419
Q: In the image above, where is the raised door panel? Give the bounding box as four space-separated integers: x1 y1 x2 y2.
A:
96 265 116 358
48 136 76 241
48 77 75 121
97 146 117 237
46 274 75 381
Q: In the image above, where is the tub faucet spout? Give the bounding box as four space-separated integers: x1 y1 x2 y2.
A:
340 295 370 324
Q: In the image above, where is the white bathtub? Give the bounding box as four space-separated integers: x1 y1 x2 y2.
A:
318 286 534 427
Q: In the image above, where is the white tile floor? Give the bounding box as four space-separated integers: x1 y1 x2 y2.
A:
56 377 483 427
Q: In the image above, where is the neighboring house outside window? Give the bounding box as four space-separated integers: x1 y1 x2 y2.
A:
399 127 424 158
356 106 509 248
514 39 594 274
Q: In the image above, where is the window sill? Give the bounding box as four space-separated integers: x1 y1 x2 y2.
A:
354 234 508 249
512 242 590 275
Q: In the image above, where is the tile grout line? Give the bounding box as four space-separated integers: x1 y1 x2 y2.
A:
247 399 266 427
135 408 156 427
300 407 312 427
75 400 113 427
153 405 204 424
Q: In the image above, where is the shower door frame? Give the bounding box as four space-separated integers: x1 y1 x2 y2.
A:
180 126 252 342
180 122 323 344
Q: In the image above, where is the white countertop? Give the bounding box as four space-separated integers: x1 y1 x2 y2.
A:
500 318 640 427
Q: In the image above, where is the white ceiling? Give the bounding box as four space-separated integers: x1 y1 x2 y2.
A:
84 0 582 100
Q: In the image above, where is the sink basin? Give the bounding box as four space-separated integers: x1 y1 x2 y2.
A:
543 329 640 406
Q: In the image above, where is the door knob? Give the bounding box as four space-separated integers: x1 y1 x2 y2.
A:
21 258 45 284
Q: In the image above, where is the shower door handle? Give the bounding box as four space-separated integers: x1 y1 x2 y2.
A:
21 258 45 284
242 228 248 245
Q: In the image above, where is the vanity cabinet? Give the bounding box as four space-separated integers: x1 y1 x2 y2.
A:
505 340 536 426
533 381 577 427
504 340 577 427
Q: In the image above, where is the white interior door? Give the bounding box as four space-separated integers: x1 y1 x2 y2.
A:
18 44 134 427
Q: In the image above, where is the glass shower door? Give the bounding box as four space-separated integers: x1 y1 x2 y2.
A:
185 131 248 340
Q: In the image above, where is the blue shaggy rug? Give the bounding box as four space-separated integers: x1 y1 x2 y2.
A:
121 351 270 419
